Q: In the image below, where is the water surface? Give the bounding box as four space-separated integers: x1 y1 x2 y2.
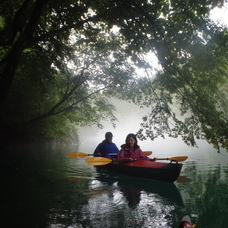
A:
1 141 228 228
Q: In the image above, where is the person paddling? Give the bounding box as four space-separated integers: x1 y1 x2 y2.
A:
93 132 119 158
117 133 148 161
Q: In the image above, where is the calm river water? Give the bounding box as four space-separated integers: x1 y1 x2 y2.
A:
1 137 228 228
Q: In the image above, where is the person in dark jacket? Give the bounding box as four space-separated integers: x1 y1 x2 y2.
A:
93 132 119 158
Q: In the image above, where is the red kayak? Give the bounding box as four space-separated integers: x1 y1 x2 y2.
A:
98 159 183 182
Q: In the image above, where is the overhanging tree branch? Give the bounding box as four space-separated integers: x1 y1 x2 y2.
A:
15 84 112 128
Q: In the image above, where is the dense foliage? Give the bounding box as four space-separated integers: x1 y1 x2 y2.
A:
0 0 227 150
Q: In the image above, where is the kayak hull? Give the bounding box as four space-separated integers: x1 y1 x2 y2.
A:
98 159 183 182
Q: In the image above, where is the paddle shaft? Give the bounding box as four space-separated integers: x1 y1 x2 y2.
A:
67 151 152 158
155 156 188 162
85 156 188 166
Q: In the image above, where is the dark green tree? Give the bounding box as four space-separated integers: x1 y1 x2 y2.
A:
124 4 228 151
0 0 227 150
0 0 136 143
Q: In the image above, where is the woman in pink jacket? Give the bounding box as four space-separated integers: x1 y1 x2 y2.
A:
118 133 148 161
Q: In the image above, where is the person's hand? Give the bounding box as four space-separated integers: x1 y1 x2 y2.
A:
128 157 134 161
96 152 101 157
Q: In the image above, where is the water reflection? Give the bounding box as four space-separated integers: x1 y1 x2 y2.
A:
176 161 228 228
94 168 184 208
1 143 228 227
69 159 228 227
76 180 183 227
62 166 184 227
176 175 190 183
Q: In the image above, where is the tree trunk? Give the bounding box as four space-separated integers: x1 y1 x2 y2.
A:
0 0 49 113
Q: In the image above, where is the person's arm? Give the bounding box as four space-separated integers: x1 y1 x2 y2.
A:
113 143 119 153
115 148 134 163
93 143 102 156
118 148 135 161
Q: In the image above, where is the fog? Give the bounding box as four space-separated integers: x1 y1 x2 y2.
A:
78 100 146 151
77 100 225 162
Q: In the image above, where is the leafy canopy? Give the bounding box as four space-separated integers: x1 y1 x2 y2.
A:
0 0 227 150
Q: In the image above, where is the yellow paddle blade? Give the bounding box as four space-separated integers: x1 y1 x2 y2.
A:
85 157 112 166
168 156 188 162
156 156 188 162
67 152 90 158
143 151 153 156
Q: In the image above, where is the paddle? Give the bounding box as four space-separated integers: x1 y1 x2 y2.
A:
85 156 188 165
85 157 113 166
143 151 153 156
67 152 93 158
155 156 188 162
85 156 188 166
67 151 153 158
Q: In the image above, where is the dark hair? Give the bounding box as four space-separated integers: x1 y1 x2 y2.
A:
125 133 139 149
105 132 113 139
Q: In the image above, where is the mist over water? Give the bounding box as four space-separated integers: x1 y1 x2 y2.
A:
77 100 227 164
78 100 146 152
